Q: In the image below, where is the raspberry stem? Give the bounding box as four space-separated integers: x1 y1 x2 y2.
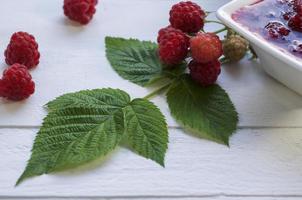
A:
219 57 230 64
144 82 172 100
205 20 226 26
213 27 228 34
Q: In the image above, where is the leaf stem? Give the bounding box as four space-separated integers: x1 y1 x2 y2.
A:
213 27 228 34
205 20 225 26
144 82 172 100
206 11 214 15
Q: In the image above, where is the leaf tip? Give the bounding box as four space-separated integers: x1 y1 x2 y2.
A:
156 160 165 168
153 155 166 168
221 137 230 147
15 173 26 187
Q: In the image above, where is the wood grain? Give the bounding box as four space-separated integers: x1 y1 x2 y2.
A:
0 128 301 197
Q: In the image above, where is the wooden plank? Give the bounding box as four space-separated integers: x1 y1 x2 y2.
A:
0 128 302 197
1 0 302 128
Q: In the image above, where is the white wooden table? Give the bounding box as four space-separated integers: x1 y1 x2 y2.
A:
1 0 302 199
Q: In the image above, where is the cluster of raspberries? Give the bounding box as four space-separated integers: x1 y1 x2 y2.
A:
0 32 39 101
158 1 222 86
63 0 98 25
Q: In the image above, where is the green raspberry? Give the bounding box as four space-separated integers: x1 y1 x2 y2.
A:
223 35 249 62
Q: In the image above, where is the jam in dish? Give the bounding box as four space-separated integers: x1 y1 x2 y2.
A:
232 0 302 58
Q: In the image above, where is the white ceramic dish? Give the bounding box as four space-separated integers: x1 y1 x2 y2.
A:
217 0 302 95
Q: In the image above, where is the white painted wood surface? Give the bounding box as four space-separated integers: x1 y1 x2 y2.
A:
0 0 302 199
1 128 302 198
1 198 302 200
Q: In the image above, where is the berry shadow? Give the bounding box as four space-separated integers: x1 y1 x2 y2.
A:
221 60 245 78
221 55 262 79
58 17 86 32
0 98 28 112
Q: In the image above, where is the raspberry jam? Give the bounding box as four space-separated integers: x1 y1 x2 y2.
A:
232 0 302 58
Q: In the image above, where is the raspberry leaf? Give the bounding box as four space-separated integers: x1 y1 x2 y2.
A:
105 37 185 86
17 89 168 185
166 75 238 145
105 37 162 86
46 88 130 111
123 99 168 166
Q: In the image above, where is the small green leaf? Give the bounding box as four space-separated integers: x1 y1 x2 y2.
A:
123 99 168 166
105 37 186 86
105 37 162 86
17 89 130 185
166 75 238 145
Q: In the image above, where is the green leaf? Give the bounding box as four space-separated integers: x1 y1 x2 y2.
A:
47 88 131 111
17 89 130 185
105 37 163 86
166 75 238 145
123 99 168 166
105 37 186 87
17 89 168 185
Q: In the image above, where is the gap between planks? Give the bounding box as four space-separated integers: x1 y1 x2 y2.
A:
2 194 302 199
1 125 302 130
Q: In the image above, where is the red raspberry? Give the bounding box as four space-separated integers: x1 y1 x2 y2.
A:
190 33 223 64
288 14 302 32
169 1 206 33
4 32 40 69
157 26 189 44
283 11 295 21
0 64 35 101
188 60 221 87
294 0 302 15
158 26 189 66
63 0 97 25
265 21 290 39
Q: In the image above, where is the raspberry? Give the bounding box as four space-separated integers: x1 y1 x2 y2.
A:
294 0 302 15
63 0 97 25
265 21 290 39
0 64 35 101
190 33 223 64
283 11 295 20
288 14 302 32
188 60 221 87
223 35 249 62
4 32 40 69
158 26 189 66
169 1 206 33
157 26 189 44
